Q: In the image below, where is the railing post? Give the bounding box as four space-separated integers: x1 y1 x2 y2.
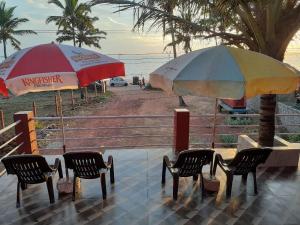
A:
103 81 106 94
85 87 88 103
32 101 37 117
55 95 59 116
173 109 190 154
71 90 75 109
14 111 38 154
0 110 4 129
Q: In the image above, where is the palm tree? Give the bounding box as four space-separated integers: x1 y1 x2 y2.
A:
0 1 36 58
47 0 106 48
160 0 188 107
56 13 107 48
95 0 188 105
76 14 107 48
46 0 91 47
164 1 199 54
92 0 300 147
48 0 107 99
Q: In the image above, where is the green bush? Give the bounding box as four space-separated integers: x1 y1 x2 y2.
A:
285 134 300 143
35 121 44 129
225 117 253 126
220 135 237 147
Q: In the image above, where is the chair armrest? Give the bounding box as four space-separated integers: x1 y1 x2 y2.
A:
163 155 172 168
214 154 232 173
50 158 61 172
215 154 227 166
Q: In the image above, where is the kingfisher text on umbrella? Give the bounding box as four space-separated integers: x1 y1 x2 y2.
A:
22 75 63 87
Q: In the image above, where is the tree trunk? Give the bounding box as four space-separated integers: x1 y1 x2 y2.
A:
257 48 284 147
169 20 177 59
3 39 7 59
258 94 276 147
73 35 76 47
168 17 187 107
72 23 76 47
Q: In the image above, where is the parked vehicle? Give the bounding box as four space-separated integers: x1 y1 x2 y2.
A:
218 97 247 113
132 76 139 85
109 77 128 87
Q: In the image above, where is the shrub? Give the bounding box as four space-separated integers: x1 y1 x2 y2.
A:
35 121 44 129
285 134 300 143
220 135 237 147
225 117 253 126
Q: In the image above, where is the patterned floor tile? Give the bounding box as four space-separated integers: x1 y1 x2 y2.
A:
0 149 299 225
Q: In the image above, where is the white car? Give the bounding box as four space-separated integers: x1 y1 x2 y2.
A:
109 77 128 87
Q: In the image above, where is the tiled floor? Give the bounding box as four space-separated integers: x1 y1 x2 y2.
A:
0 148 299 225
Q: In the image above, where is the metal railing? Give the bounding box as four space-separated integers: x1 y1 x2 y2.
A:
189 113 300 147
0 120 23 177
34 113 300 152
35 115 174 152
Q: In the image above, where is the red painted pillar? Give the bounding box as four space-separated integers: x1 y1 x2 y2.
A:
14 111 38 154
173 109 190 154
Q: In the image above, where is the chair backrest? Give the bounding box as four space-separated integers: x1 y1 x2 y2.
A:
173 149 214 177
229 148 272 175
63 151 107 179
1 155 53 184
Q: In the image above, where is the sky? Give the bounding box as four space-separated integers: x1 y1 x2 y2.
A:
2 0 300 80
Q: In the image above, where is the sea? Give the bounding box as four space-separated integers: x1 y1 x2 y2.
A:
119 50 300 83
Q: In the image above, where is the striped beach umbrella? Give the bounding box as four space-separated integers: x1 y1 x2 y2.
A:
150 45 300 148
150 45 300 99
0 43 125 96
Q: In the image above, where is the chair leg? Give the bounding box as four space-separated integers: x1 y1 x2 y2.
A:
110 159 115 184
253 171 258 195
21 182 27 190
210 161 214 176
162 158 167 184
46 177 55 204
212 156 219 176
72 176 76 201
242 174 248 185
173 175 179 200
101 173 107 200
200 173 205 198
193 175 198 182
57 161 63 179
226 173 233 198
16 181 21 208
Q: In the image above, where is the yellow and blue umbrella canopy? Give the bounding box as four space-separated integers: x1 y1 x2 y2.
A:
150 45 300 99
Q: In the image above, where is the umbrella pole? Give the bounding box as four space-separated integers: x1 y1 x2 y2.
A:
58 91 69 178
211 98 218 149
56 91 73 194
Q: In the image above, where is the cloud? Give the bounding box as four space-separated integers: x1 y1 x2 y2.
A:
26 0 49 9
107 17 128 27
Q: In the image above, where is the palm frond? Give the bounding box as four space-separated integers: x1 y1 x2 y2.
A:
12 30 37 35
0 1 35 53
48 0 65 9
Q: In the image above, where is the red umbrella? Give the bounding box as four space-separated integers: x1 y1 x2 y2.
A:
0 43 125 191
0 79 7 96
0 43 125 96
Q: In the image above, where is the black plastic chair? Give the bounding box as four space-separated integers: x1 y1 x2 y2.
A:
63 151 114 200
162 149 214 200
1 154 63 208
212 148 272 198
